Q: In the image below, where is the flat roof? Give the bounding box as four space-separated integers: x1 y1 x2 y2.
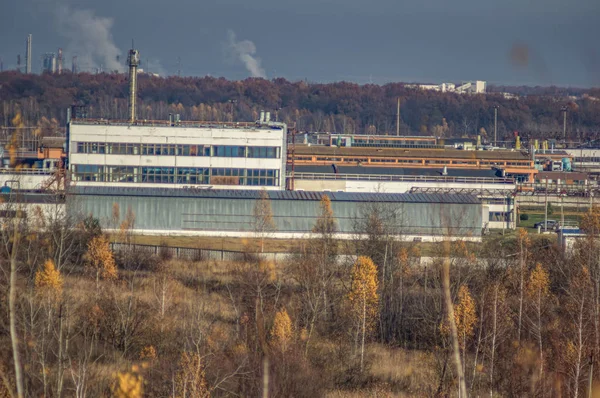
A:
70 186 480 204
70 119 285 130
290 145 532 161
289 165 500 178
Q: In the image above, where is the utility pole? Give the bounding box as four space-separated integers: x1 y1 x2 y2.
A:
228 99 237 123
562 106 568 141
544 180 548 232
494 105 498 147
177 56 182 77
396 97 400 136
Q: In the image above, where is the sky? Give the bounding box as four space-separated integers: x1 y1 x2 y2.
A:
1 0 599 87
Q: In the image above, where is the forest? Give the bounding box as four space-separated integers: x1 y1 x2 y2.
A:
3 193 600 396
1 71 600 141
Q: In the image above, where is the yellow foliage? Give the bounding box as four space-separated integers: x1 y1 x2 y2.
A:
175 352 209 398
440 285 477 348
454 285 477 348
87 235 118 282
270 308 293 352
111 369 143 398
348 256 380 335
527 263 550 299
139 345 157 361
312 195 336 234
517 228 531 247
34 259 63 296
581 206 600 234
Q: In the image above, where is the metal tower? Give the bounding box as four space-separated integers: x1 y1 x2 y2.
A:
127 48 140 123
25 34 32 74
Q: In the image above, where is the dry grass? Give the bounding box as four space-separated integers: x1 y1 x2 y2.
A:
326 344 437 398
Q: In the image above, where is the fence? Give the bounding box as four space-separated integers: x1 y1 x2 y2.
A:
109 242 293 262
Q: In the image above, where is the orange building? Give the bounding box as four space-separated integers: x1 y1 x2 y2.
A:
288 145 537 182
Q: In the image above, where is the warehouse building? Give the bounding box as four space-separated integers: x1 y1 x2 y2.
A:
68 118 287 190
68 187 483 241
289 145 537 182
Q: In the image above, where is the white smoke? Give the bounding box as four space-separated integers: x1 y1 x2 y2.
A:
56 6 123 73
226 30 266 78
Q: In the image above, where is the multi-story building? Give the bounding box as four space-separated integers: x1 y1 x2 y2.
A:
68 120 287 190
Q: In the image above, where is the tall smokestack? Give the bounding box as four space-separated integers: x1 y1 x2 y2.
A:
25 34 32 74
71 56 78 74
127 48 140 123
57 48 63 74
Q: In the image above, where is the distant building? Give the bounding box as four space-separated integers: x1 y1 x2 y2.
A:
407 80 486 94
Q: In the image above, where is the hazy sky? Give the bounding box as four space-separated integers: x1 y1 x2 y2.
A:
1 0 599 87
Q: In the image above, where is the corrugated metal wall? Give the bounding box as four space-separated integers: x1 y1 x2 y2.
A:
68 192 482 237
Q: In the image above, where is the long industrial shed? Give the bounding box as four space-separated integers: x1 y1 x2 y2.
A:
67 187 483 241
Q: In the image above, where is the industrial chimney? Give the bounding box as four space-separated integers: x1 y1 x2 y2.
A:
57 48 63 74
127 48 140 123
25 34 32 74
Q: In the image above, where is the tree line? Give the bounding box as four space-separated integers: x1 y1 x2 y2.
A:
2 71 600 141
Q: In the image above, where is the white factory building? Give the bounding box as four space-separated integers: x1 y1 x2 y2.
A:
68 119 287 190
408 80 487 94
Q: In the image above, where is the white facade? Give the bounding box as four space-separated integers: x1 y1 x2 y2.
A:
565 149 600 172
69 123 287 190
293 176 515 230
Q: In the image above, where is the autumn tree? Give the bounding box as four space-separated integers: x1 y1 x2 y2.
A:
252 189 276 253
516 228 531 343
347 256 379 371
289 195 339 354
34 259 63 297
86 235 118 289
270 308 292 353
175 352 209 398
526 262 551 386
111 366 143 398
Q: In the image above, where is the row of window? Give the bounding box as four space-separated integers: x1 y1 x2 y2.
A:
72 164 280 186
293 155 530 167
75 142 281 159
574 157 600 163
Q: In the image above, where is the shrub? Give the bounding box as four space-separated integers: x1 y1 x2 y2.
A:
520 214 529 221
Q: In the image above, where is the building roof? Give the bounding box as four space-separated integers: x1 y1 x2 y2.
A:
70 186 481 204
535 171 588 180
41 137 66 149
289 165 500 178
291 145 532 161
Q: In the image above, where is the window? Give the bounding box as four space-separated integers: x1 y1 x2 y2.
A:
248 146 280 158
141 167 175 183
72 164 103 182
177 168 209 184
213 146 246 157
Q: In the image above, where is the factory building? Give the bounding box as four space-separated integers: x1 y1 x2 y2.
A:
289 165 516 230
68 186 483 241
289 145 537 182
68 117 287 190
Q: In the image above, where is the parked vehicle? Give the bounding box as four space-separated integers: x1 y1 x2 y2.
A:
534 220 558 229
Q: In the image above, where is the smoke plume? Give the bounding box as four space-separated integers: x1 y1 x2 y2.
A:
226 30 266 78
56 6 123 73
